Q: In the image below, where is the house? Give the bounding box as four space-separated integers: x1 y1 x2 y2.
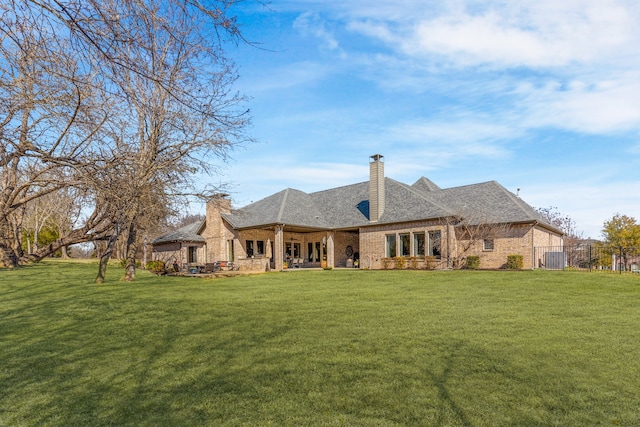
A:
150 220 205 269
152 154 563 270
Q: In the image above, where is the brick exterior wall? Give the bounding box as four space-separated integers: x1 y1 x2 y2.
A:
359 220 449 269
237 229 274 259
456 224 532 269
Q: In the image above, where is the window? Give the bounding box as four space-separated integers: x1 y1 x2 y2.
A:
188 246 198 263
284 242 301 258
293 243 301 258
246 240 254 257
414 232 425 256
386 234 397 258
428 231 441 258
399 233 410 256
483 239 494 251
256 240 265 255
308 242 322 262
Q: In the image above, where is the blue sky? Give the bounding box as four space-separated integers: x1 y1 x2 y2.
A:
203 0 640 239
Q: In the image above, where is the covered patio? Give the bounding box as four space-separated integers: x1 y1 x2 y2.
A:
235 224 360 271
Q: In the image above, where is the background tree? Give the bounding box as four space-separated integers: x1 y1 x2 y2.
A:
20 188 78 256
601 214 640 271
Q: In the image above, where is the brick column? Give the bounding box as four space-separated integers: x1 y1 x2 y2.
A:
327 232 335 268
275 225 284 271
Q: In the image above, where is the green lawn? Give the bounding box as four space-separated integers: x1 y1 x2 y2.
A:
1 262 639 426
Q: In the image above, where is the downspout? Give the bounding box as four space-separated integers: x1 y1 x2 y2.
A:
447 222 452 269
530 221 538 269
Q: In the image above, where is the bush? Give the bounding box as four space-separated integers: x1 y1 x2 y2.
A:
381 258 393 269
506 255 524 270
424 256 437 270
408 256 420 270
466 256 480 270
146 260 166 274
393 256 407 269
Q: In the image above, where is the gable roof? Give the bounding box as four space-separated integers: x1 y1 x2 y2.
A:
221 175 561 234
152 220 205 244
412 177 441 192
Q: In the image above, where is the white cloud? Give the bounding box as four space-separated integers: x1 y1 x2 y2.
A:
241 60 332 93
293 12 344 54
518 73 640 133
345 0 640 69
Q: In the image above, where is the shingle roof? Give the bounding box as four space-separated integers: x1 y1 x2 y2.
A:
221 176 561 233
222 188 334 230
152 220 205 244
427 180 550 225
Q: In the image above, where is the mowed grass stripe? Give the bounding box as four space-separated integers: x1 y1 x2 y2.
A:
1 261 639 426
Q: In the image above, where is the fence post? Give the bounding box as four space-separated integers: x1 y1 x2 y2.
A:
620 246 623 274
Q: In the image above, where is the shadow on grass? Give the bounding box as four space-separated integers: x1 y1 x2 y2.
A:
426 340 476 427
3 264 637 426
1 278 296 426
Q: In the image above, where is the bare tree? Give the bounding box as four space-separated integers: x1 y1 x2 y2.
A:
536 206 583 244
446 214 513 268
1 0 252 275
0 5 109 267
94 0 249 282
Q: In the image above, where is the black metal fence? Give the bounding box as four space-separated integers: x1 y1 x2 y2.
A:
534 245 640 273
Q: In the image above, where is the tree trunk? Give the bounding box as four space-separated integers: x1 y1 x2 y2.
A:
19 211 113 264
0 242 19 268
123 221 137 282
96 225 121 284
0 215 19 268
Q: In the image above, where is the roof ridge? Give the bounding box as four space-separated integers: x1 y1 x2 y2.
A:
442 179 496 191
310 180 368 196
412 176 441 191
387 178 453 215
493 181 536 218
277 188 290 223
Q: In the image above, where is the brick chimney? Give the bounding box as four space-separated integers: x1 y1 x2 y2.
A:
369 154 385 222
204 193 233 262
207 193 231 214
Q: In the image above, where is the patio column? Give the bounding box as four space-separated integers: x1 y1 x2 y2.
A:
327 231 335 268
275 225 284 271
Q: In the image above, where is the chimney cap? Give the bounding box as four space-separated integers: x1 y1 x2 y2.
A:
370 154 384 162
